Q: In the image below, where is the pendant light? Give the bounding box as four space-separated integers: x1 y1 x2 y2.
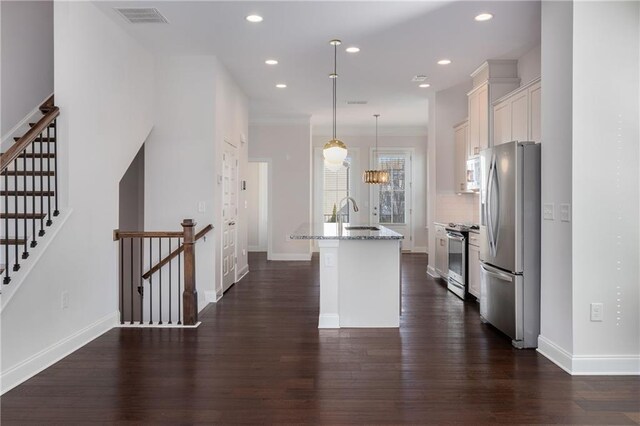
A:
363 114 390 184
323 39 348 166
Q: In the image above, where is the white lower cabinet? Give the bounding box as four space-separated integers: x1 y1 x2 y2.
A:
468 237 481 298
434 224 449 279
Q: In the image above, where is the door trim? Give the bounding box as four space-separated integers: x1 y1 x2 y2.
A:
249 157 273 261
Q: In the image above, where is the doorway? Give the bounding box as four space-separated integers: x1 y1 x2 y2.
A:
118 144 145 322
222 141 238 293
370 148 413 251
247 161 269 254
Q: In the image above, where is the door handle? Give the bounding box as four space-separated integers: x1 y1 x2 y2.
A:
228 221 235 226
481 264 513 282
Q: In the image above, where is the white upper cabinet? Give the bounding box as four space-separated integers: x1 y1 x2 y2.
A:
454 119 469 193
492 77 541 146
467 60 520 157
528 80 542 142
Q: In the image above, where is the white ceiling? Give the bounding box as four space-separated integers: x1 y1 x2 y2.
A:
96 1 541 132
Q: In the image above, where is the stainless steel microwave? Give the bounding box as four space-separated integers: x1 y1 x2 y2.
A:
466 157 480 191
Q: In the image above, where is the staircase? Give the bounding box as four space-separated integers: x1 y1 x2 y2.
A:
1 95 60 286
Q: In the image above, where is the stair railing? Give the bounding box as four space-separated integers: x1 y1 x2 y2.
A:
1 95 59 284
113 220 213 326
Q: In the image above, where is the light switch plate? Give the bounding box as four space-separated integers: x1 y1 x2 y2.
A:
543 203 555 220
560 203 571 222
324 253 336 267
198 201 206 213
590 303 603 321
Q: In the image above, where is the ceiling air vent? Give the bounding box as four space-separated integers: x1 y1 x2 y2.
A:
412 75 428 82
346 100 368 105
115 8 169 24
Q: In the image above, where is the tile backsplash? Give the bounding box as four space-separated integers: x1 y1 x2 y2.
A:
436 193 480 224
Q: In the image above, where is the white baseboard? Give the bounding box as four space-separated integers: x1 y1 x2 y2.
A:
537 335 573 374
247 246 266 252
0 210 73 312
318 314 340 328
204 291 217 303
412 246 427 253
1 311 118 394
572 355 640 375
118 321 201 329
268 253 312 261
236 265 249 282
426 265 440 279
1 93 53 148
537 335 640 375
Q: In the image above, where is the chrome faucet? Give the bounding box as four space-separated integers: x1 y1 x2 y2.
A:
338 196 359 233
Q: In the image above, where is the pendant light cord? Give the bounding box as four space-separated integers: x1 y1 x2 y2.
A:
332 42 337 140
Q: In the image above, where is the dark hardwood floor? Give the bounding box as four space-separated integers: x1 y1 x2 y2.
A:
2 253 639 424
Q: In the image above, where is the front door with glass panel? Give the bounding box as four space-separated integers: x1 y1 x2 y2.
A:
370 150 412 250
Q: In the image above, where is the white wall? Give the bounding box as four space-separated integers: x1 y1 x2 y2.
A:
538 0 575 363
571 0 639 370
1 1 154 392
247 162 268 251
145 55 249 303
0 0 53 136
312 132 428 251
518 44 542 86
144 55 217 310
249 122 312 260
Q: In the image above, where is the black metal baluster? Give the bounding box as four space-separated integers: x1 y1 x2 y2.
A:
22 150 28 259
38 132 44 237
158 237 162 325
31 142 37 248
130 237 134 325
168 238 172 324
13 159 19 271
149 238 153 325
45 124 52 226
3 170 10 284
139 237 143 325
178 238 182 324
119 238 124 324
52 119 59 217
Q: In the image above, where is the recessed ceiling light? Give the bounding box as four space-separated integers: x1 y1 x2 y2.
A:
437 59 452 65
345 46 360 53
276 83 287 88
265 59 278 65
475 13 493 21
419 83 431 88
245 14 263 23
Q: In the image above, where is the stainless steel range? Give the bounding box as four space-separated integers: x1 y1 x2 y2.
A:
445 223 478 299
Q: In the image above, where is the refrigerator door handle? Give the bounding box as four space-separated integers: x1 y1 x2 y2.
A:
481 263 513 282
492 156 500 254
486 155 497 257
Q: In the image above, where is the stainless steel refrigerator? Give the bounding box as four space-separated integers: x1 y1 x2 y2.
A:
479 141 541 349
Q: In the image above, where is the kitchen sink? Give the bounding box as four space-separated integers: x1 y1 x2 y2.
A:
345 226 380 231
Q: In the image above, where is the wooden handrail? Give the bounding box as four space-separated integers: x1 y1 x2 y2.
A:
1 107 60 171
141 224 213 280
113 230 184 241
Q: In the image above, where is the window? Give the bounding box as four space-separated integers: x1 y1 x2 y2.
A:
377 155 406 224
323 162 349 223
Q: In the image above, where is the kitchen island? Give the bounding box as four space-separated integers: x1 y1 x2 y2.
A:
291 223 403 328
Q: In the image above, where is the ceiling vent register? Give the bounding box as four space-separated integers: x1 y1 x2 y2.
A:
115 8 169 24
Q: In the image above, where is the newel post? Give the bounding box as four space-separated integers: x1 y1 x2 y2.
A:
182 219 198 325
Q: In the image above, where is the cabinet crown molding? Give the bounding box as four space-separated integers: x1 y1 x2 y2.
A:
470 59 519 89
492 77 541 106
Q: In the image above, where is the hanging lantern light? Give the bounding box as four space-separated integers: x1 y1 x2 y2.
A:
323 39 347 167
363 114 390 184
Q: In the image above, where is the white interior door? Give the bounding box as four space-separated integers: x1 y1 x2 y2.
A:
370 149 412 250
222 142 238 292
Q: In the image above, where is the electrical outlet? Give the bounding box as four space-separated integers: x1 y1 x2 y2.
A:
543 203 555 220
242 249 246 256
62 291 69 310
590 303 603 321
560 203 571 222
198 201 206 213
324 253 336 267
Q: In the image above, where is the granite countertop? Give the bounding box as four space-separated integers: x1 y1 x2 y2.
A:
291 223 404 240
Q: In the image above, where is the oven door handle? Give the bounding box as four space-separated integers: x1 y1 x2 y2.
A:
446 233 465 242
